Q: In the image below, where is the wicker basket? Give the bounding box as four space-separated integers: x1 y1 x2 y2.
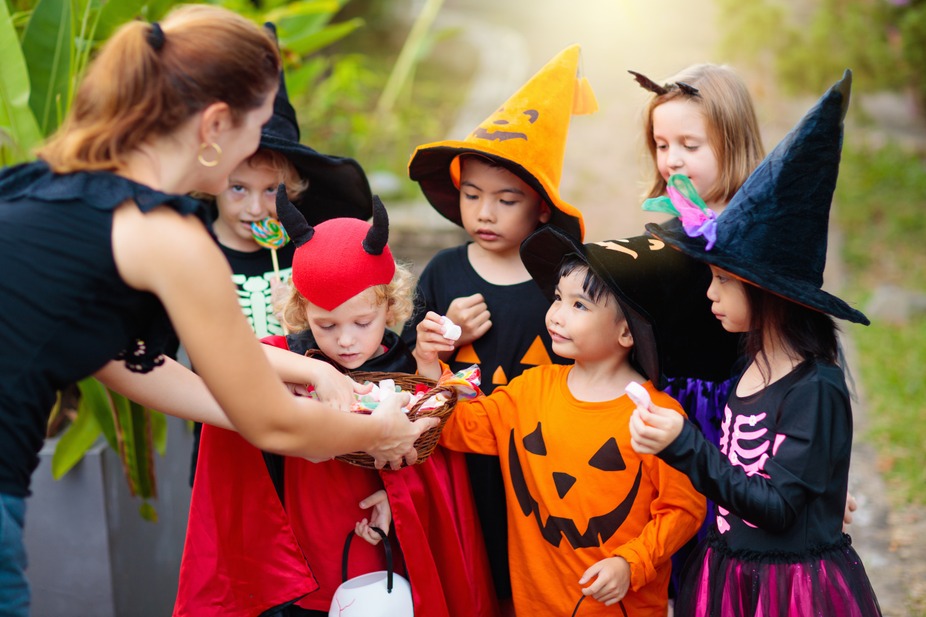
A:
334 371 458 469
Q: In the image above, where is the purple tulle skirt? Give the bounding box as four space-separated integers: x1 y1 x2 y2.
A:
675 533 882 617
664 376 734 598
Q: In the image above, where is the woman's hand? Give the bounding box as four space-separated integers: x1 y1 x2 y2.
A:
367 391 439 470
355 489 392 545
629 403 684 455
304 359 371 411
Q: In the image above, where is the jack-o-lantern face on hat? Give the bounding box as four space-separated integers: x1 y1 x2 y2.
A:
407 44 596 242
472 107 539 142
508 424 642 549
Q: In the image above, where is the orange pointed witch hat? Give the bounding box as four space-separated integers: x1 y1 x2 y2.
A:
408 44 597 241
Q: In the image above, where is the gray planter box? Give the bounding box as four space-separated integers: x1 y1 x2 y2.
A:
24 417 193 617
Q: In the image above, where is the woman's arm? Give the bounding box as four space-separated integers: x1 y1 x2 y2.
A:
110 204 436 466
95 357 234 429
261 344 368 410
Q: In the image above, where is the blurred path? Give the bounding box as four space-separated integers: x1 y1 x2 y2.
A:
390 0 920 614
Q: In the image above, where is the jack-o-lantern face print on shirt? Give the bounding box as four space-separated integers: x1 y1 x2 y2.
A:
508 422 643 549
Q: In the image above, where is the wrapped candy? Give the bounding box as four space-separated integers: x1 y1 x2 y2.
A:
440 316 462 341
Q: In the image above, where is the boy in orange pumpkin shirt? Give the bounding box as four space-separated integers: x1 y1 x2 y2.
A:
400 45 596 610
415 225 737 616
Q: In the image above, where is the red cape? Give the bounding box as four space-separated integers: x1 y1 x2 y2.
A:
173 337 498 617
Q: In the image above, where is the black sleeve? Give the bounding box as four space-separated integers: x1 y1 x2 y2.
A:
658 376 851 532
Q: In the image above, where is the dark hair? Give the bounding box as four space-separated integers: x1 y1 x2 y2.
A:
742 284 839 379
556 256 619 311
39 5 280 172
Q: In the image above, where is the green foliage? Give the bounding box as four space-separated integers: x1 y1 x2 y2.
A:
834 139 926 285
833 138 926 505
22 0 72 136
899 2 926 106
294 7 469 199
0 0 42 164
716 0 926 107
51 378 164 520
854 317 926 505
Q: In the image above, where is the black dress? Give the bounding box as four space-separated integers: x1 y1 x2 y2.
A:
0 161 208 497
659 360 882 616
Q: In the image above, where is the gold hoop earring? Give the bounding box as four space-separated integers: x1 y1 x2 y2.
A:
197 142 222 168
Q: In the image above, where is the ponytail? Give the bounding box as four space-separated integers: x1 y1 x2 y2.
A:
39 6 280 172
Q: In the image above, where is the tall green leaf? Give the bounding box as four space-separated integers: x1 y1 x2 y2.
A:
21 0 72 136
0 0 42 164
109 389 157 499
282 18 363 57
94 0 147 40
51 379 106 479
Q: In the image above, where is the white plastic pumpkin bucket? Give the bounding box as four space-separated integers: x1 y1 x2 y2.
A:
328 527 413 617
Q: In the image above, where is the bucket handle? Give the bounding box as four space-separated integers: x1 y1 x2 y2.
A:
340 526 396 593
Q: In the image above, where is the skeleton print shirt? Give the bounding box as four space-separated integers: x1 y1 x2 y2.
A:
659 360 854 556
218 242 294 339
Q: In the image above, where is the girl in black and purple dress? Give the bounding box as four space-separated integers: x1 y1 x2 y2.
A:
630 70 881 616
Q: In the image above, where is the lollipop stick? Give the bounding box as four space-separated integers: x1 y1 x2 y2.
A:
270 247 280 280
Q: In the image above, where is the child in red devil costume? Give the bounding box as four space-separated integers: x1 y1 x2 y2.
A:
173 188 498 617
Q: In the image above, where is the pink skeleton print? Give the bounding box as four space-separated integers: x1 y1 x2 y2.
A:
715 406 787 533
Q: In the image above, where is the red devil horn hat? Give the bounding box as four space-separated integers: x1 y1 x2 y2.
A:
276 185 395 311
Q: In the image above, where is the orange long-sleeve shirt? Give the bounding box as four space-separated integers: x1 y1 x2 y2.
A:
440 365 706 616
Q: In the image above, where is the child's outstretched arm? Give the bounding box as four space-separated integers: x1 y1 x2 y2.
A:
578 556 630 607
413 311 456 380
629 402 685 454
355 489 392 545
632 376 852 533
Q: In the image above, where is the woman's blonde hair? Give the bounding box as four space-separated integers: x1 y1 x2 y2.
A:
642 64 765 205
38 5 280 172
280 261 416 333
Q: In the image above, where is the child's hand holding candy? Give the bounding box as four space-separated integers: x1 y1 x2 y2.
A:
629 402 685 455
413 311 457 380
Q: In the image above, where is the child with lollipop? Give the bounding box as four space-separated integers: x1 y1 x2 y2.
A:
209 23 372 340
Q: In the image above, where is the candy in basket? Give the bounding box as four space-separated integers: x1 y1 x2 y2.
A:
334 365 480 469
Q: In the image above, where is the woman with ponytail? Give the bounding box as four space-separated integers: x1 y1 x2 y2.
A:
0 6 434 613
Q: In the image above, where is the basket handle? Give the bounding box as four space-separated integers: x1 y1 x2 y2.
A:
340 526 396 592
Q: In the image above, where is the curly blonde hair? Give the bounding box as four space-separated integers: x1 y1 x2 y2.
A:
279 261 416 333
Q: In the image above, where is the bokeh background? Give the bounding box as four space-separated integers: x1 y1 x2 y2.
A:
2 0 925 614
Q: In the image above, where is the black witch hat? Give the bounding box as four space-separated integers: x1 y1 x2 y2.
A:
646 70 868 325
520 225 741 388
261 23 372 225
